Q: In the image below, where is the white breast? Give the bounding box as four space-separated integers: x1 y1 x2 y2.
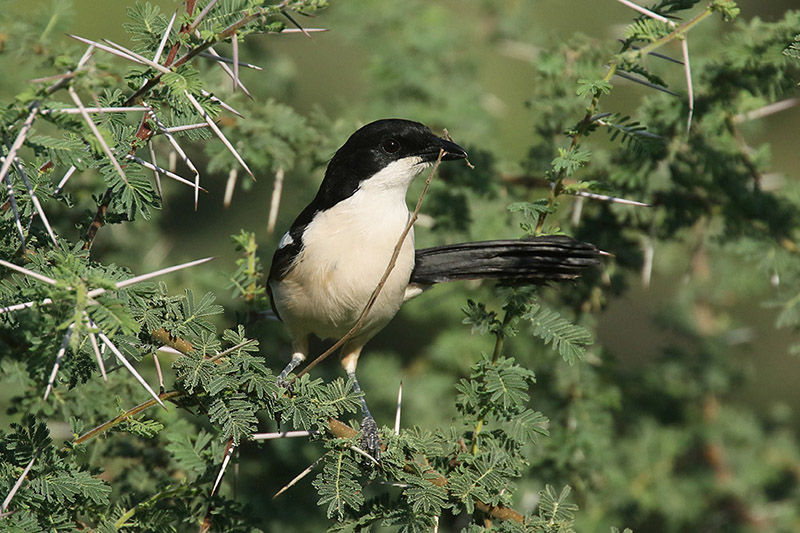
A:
270 157 428 341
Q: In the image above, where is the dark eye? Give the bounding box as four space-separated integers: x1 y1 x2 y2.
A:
380 138 400 154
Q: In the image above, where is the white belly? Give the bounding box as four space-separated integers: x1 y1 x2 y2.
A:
270 186 415 341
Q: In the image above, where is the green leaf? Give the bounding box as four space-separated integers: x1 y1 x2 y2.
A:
524 304 593 364
551 147 591 177
312 450 364 521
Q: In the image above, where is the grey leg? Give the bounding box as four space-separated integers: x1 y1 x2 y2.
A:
349 371 381 463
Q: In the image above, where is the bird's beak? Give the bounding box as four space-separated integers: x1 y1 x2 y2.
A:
439 137 468 161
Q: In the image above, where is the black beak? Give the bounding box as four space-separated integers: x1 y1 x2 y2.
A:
439 137 468 161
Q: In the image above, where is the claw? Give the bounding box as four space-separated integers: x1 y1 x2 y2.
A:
360 414 381 463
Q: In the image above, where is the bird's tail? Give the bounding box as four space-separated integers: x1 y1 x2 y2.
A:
410 235 599 285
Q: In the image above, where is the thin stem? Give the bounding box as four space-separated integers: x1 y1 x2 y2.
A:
471 311 513 454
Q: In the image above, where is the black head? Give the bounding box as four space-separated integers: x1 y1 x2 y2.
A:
313 119 467 208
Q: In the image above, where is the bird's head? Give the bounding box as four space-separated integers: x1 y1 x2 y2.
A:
321 119 468 197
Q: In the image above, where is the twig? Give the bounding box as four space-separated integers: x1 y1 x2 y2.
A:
297 149 447 377
74 390 182 445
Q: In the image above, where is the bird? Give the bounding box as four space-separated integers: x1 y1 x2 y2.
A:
267 118 598 460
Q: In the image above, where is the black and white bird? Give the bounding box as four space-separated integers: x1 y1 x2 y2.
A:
268 119 598 459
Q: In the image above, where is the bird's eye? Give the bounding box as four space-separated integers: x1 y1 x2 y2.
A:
380 138 400 154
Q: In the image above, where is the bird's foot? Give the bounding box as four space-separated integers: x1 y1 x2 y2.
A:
360 414 381 464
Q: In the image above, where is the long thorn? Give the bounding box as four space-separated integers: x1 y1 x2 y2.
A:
98 333 166 408
251 430 316 440
198 51 263 70
112 256 215 290
266 167 284 231
614 70 679 96
124 154 206 192
615 0 675 26
0 259 57 285
734 98 799 123
153 8 178 64
162 122 210 134
87 328 107 381
232 33 240 94
147 141 162 199
67 35 151 69
394 381 403 436
0 108 38 187
42 106 149 115
201 90 244 117
68 86 129 186
681 36 694 134
184 90 254 178
9 154 58 246
211 439 234 496
273 454 326 499
223 167 238 208
572 190 651 207
44 325 74 401
201 45 253 97
2 258 215 315
4 177 25 246
102 39 172 74
1 451 40 512
187 0 220 33
54 165 77 195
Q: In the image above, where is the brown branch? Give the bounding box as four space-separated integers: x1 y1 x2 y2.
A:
74 390 183 445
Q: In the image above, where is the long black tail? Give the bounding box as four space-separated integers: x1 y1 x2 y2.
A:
410 235 599 285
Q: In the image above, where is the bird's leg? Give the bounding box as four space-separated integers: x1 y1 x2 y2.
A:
277 335 307 388
341 345 381 462
348 370 381 463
